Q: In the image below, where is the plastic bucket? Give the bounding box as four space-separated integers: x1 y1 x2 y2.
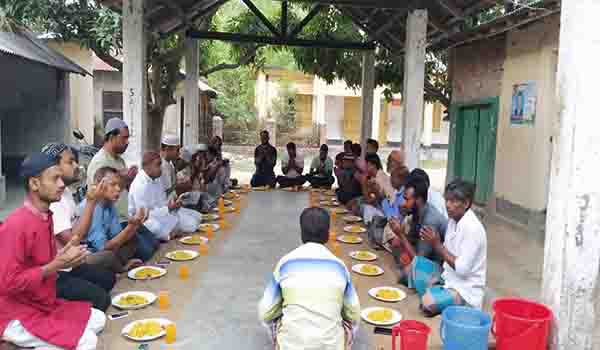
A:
440 306 491 350
392 320 431 350
492 298 552 350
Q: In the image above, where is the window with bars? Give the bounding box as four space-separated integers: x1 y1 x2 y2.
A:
102 91 123 125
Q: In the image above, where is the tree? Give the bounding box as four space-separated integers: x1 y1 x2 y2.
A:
0 0 265 149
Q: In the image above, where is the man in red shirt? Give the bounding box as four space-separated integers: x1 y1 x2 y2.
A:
0 153 105 350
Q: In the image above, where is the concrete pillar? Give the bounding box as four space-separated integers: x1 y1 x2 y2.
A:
316 92 326 145
541 1 600 349
265 118 277 146
402 9 428 170
184 38 200 145
212 115 223 139
122 0 147 166
422 102 434 147
372 93 382 141
360 51 376 157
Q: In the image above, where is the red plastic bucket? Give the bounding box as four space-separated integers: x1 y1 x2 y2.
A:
492 298 553 350
392 320 431 350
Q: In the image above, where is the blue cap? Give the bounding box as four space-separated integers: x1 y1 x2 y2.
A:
20 153 59 178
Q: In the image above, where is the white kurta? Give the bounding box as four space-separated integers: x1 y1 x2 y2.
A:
129 170 202 240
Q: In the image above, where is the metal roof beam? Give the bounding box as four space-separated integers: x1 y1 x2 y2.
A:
241 0 281 36
436 0 465 19
186 29 376 50
288 4 324 38
274 0 413 9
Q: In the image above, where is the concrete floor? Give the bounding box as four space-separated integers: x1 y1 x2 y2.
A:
91 189 545 350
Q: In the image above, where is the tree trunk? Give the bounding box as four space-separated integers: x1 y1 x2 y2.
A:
147 108 165 151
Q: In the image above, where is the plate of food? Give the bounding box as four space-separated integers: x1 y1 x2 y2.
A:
128 266 167 280
223 199 233 206
368 287 407 303
361 307 402 326
211 206 236 213
199 223 220 232
165 250 199 261
344 225 366 234
331 207 349 214
349 250 377 261
253 186 269 191
202 213 220 221
343 215 363 223
112 291 156 310
324 190 336 196
122 318 172 342
320 200 340 207
352 263 384 276
223 192 239 200
179 235 209 245
337 235 363 244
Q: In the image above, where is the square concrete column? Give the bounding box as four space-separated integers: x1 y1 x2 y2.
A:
184 38 200 145
402 9 428 170
542 1 600 349
122 0 147 166
360 50 376 157
372 92 382 141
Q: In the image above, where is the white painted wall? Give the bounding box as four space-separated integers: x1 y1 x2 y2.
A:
494 15 560 212
325 96 344 140
388 103 404 143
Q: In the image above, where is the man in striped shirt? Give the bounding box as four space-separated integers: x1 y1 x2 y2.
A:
258 208 361 350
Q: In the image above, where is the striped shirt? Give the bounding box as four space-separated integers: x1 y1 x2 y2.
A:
258 242 361 350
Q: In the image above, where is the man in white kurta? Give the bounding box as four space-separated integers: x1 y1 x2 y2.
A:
160 135 181 200
129 152 202 241
259 208 360 350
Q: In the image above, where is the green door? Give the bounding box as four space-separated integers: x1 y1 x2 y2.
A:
453 100 498 205
456 107 480 186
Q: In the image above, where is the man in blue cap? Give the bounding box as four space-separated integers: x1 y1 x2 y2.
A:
0 153 105 350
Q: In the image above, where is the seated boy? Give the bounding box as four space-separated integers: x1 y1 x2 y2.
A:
307 144 335 189
389 179 486 316
83 166 148 273
259 207 360 350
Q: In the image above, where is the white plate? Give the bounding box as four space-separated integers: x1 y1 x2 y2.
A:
349 250 377 261
321 201 340 207
128 266 167 280
332 207 349 214
121 318 172 342
344 225 366 234
112 291 157 310
165 250 200 261
253 186 269 191
368 287 407 303
352 263 384 276
211 207 235 213
202 213 221 221
361 307 402 326
179 235 209 245
199 223 220 232
337 235 363 244
343 215 363 223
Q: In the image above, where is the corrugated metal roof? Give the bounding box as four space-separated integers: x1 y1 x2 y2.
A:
0 29 90 75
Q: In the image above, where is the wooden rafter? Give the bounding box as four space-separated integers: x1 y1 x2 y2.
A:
374 11 406 37
436 0 465 19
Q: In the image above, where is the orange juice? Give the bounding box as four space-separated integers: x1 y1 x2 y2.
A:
219 218 226 230
199 241 208 256
329 230 337 241
206 225 214 240
165 323 176 344
331 210 337 224
158 291 170 310
179 265 190 280
218 198 225 214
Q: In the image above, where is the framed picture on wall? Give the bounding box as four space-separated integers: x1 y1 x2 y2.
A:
510 82 537 125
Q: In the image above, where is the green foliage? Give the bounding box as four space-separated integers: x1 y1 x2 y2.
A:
272 82 297 134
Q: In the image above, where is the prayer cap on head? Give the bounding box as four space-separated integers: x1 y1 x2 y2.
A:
41 143 69 158
161 135 181 147
105 118 128 135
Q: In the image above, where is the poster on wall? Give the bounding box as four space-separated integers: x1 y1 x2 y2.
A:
511 82 537 125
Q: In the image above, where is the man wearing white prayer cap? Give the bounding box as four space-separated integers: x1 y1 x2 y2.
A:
160 135 181 198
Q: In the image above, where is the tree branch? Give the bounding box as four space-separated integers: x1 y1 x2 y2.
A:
200 46 259 77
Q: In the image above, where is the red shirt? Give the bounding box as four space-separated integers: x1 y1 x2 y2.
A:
0 203 91 350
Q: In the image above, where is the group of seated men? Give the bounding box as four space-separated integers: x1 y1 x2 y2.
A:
250 130 336 190
0 118 233 350
259 138 487 349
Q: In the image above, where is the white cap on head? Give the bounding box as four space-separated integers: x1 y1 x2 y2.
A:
105 117 128 135
161 135 181 147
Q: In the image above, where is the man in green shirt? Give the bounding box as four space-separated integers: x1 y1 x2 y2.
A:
86 118 137 220
307 144 335 189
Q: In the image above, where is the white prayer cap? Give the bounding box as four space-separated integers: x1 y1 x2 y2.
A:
105 117 128 135
161 135 181 146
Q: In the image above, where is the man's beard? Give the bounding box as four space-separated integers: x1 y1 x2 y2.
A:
62 176 78 186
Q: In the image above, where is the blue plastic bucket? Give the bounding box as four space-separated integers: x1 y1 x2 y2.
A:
440 306 492 350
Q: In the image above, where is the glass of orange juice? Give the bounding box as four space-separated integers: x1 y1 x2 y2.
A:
165 323 176 344
205 224 214 239
199 241 208 255
331 210 337 223
158 291 170 310
179 265 190 280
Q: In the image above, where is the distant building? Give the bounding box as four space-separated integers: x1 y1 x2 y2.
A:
0 28 89 204
255 67 449 147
